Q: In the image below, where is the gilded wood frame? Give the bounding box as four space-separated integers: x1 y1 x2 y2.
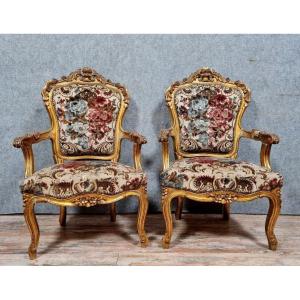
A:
13 68 149 259
159 68 282 250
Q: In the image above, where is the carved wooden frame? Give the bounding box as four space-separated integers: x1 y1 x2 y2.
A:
13 68 149 259
159 68 282 250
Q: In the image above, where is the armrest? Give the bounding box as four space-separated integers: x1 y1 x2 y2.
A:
159 128 173 142
13 130 51 177
242 129 279 145
241 129 280 170
13 131 51 148
158 128 173 170
121 131 147 170
122 131 147 145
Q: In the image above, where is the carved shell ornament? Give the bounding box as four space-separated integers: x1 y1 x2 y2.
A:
42 67 130 106
209 193 238 204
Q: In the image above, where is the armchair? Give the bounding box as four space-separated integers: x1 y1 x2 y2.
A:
13 68 149 259
159 68 283 250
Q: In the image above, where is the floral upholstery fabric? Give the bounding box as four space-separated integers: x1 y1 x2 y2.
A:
160 157 283 194
174 84 244 153
52 84 121 156
21 161 146 198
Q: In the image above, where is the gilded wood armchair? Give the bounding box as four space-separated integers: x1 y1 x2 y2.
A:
159 68 283 250
13 68 149 259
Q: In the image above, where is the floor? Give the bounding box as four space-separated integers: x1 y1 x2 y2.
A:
0 214 299 265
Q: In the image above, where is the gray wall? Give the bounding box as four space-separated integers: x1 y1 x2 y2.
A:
0 34 299 215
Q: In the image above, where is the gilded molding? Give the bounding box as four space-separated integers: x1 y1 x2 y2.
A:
42 67 130 106
209 193 237 204
71 197 107 207
165 68 251 106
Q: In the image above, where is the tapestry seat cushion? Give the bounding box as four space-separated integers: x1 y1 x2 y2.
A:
21 161 147 198
160 157 283 194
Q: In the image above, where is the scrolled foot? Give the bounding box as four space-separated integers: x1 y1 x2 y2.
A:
268 235 278 251
28 245 37 260
140 234 149 248
162 235 171 249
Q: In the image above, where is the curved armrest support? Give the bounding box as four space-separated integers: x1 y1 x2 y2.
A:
121 131 147 170
158 128 173 170
13 130 51 177
241 129 280 170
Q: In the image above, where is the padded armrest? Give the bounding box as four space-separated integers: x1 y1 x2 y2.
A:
248 129 280 144
122 131 147 144
13 131 50 148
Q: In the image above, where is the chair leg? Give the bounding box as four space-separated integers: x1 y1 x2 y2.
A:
110 203 116 222
222 203 230 220
137 188 149 247
23 196 40 260
162 189 174 249
59 206 67 226
265 189 281 250
175 197 184 220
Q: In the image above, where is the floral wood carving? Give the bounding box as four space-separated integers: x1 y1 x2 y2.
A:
71 197 107 207
209 193 237 204
42 67 130 106
165 67 251 107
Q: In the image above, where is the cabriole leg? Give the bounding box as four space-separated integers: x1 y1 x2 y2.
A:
162 189 174 249
265 189 281 250
23 195 40 260
59 206 67 226
137 187 149 247
110 203 116 222
175 197 184 220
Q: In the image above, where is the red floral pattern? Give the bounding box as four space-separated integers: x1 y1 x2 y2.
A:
174 84 243 153
52 84 121 156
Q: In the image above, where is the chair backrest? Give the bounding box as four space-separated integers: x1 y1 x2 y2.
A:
42 68 129 162
165 68 251 159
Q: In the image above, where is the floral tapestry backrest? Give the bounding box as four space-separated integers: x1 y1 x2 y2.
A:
42 68 128 158
166 68 250 156
51 84 121 156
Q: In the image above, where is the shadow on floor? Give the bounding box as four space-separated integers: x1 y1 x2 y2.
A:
39 212 267 255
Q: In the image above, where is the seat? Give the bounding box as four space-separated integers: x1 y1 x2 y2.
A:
161 157 283 194
21 161 147 198
13 68 149 259
159 68 283 250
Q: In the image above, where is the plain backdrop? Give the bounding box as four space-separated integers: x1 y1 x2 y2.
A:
0 34 299 214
